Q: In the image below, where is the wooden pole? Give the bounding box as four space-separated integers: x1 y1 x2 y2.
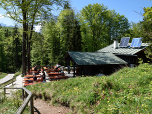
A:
22 89 24 100
30 95 34 114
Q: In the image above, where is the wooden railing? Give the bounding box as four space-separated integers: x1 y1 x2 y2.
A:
0 77 16 87
4 87 34 114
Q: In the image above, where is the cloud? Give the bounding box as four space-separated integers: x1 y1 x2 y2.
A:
0 14 4 18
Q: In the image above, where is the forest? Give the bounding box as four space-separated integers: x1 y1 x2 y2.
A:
0 1 151 73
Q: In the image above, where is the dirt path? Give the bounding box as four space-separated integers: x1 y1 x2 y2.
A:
33 99 72 114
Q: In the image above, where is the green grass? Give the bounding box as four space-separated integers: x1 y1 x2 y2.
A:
0 91 30 114
14 70 22 78
1 63 152 113
24 63 152 113
0 70 29 114
0 70 22 88
0 72 7 79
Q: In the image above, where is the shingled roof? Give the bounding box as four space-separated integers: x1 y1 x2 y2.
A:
96 43 149 55
66 52 128 65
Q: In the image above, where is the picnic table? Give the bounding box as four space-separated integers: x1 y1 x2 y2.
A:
24 82 41 86
23 74 42 86
24 74 41 78
48 75 68 81
48 72 62 76
26 70 39 75
23 78 33 81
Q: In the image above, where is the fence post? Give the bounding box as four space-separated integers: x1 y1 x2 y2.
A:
22 89 24 100
25 91 27 98
30 94 34 114
4 88 6 99
12 78 13 86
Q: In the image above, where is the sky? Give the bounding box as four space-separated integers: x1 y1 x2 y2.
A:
0 0 152 32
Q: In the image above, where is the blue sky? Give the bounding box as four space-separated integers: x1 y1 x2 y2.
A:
71 0 152 23
0 0 152 27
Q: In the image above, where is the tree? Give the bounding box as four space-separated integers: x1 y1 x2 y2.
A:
124 22 143 41
43 19 61 64
58 10 82 50
42 4 82 65
80 3 109 52
31 32 49 66
12 25 22 70
0 0 68 74
79 3 130 52
0 27 5 71
141 7 152 60
57 7 82 64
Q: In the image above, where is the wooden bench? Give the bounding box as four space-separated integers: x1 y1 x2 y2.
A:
48 76 68 81
48 72 62 76
24 75 41 78
24 81 42 86
23 78 33 81
24 83 36 86
23 74 43 86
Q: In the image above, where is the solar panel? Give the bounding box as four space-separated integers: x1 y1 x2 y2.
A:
130 38 142 48
119 37 130 47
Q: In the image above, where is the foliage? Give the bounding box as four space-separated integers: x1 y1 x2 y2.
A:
80 3 130 52
124 22 143 42
24 63 152 113
0 0 68 74
0 72 7 79
42 3 130 66
141 7 152 61
31 32 49 66
43 18 61 65
0 27 5 71
43 6 82 65
0 91 30 114
0 26 22 72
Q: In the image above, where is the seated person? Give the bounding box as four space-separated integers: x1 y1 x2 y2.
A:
61 71 65 76
33 74 37 82
40 68 45 82
55 63 60 69
42 71 46 81
34 65 37 71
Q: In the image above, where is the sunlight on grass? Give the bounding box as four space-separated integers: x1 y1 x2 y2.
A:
0 72 7 79
23 63 152 113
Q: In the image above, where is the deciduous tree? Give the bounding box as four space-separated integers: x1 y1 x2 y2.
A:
0 0 68 74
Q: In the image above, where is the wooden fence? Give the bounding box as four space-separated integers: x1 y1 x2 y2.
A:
4 87 34 114
0 77 16 87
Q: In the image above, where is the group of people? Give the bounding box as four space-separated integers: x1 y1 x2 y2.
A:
33 65 46 83
32 63 62 82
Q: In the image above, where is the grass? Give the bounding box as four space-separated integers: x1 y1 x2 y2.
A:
1 63 152 113
24 63 152 113
0 91 30 114
0 70 29 114
0 70 22 88
0 72 7 79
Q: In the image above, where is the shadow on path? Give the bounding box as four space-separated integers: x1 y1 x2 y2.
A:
34 107 41 114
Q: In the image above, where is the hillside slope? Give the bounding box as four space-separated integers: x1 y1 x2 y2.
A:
27 63 152 113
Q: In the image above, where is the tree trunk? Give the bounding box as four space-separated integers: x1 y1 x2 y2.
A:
22 0 27 75
27 24 34 70
27 40 31 71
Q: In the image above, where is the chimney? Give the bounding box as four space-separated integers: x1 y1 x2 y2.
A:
114 39 118 49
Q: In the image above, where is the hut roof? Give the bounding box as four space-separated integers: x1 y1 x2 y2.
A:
65 51 128 65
